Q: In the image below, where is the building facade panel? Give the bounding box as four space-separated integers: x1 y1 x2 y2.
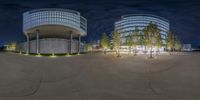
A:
23 8 87 36
16 39 84 54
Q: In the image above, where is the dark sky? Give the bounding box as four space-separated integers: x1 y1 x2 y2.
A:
0 0 200 47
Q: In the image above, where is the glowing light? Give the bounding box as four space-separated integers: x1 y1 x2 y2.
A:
65 53 71 57
35 54 42 57
24 53 29 56
77 53 81 55
119 45 166 54
50 53 57 58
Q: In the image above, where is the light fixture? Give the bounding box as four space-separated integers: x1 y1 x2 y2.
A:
50 53 57 58
65 53 71 57
35 53 42 57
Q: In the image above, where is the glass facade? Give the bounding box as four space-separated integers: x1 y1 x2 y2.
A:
114 14 170 44
23 8 87 35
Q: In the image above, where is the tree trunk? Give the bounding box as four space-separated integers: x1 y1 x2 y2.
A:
144 45 147 54
169 51 171 55
134 47 137 56
128 46 131 54
169 48 172 55
91 48 93 54
103 48 106 54
149 45 153 58
156 48 159 55
117 49 121 57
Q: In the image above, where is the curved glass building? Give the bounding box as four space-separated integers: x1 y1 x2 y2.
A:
114 14 170 52
17 8 87 54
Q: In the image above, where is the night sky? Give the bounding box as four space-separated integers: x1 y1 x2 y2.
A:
0 0 200 47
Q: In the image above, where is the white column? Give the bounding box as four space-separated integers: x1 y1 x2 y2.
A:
78 35 81 54
36 30 40 54
70 31 73 54
26 34 30 54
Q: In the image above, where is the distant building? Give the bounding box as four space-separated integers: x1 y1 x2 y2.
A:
17 8 87 54
114 14 170 52
182 44 192 51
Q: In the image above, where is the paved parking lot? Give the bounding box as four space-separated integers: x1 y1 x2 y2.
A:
0 52 200 100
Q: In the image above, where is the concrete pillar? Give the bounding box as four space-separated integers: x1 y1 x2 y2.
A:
78 35 81 54
70 31 73 54
26 34 30 54
36 30 40 54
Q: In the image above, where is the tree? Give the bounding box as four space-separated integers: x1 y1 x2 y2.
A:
174 36 181 51
126 27 140 56
126 34 133 54
156 30 162 55
131 27 140 56
85 42 93 54
100 33 110 54
140 35 147 54
142 28 148 54
143 22 160 58
112 31 121 57
166 31 174 54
